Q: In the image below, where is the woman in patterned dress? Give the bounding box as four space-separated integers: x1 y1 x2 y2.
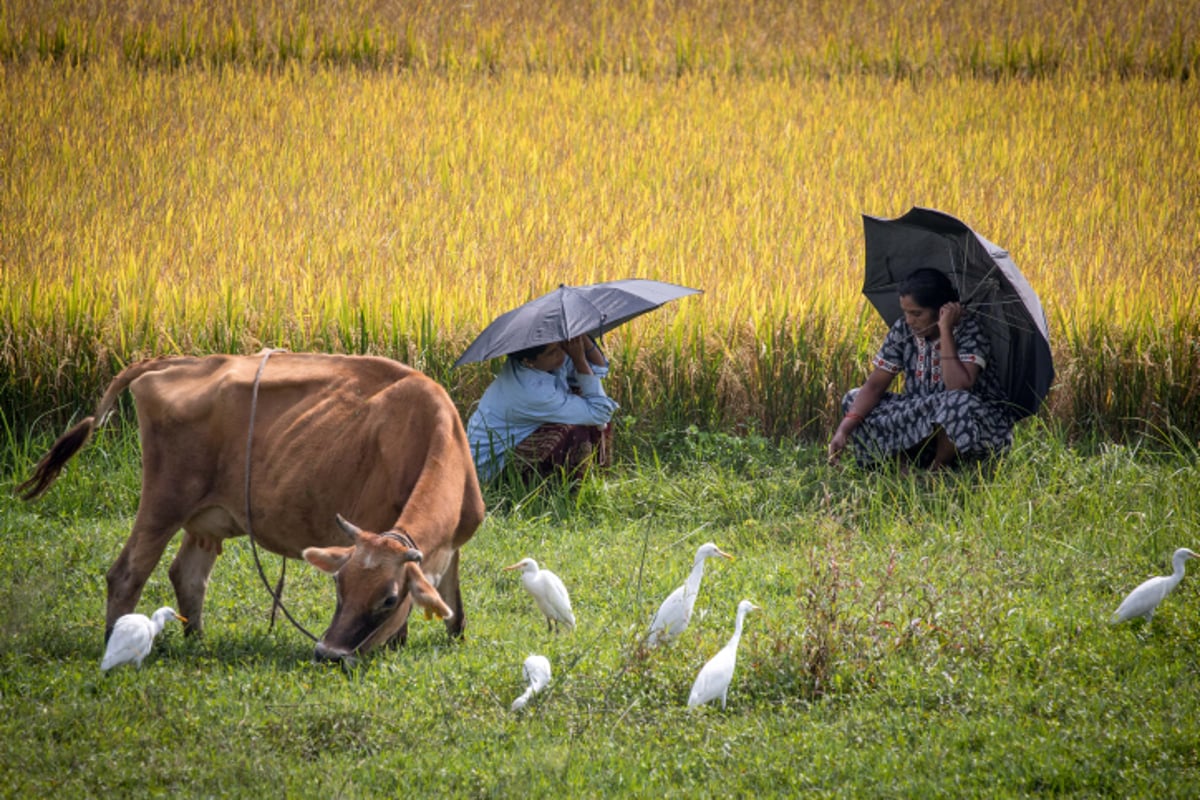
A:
827 268 1015 471
466 335 618 482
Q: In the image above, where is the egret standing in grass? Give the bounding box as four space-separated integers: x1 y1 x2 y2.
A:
100 606 187 672
1112 547 1200 624
646 542 734 646
511 654 552 711
504 557 576 633
687 599 759 710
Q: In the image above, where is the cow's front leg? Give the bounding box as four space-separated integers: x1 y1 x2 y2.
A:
168 531 220 636
439 549 466 639
105 514 182 641
385 596 411 649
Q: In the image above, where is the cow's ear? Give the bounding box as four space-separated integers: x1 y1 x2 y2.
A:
303 545 354 574
404 562 454 621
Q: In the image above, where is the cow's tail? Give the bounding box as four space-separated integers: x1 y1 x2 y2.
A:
16 356 191 501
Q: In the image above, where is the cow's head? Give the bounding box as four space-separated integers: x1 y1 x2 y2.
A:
302 514 452 664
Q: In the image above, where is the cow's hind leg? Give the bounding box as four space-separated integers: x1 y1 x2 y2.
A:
440 549 466 639
168 531 220 636
105 512 184 641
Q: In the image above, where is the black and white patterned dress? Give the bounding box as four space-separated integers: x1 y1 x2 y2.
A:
842 315 1015 467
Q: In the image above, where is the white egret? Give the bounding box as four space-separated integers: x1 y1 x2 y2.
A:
100 606 187 672
1112 547 1200 624
510 654 552 711
504 558 576 632
687 600 759 710
647 542 734 646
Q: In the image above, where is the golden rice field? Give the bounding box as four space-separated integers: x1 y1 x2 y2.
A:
2 0 1199 442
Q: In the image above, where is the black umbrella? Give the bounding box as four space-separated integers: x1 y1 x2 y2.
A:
862 207 1053 420
454 279 702 367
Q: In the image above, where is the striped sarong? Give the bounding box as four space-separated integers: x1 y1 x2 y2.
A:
510 422 612 480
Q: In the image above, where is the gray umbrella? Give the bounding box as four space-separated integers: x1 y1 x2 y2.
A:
454 279 702 367
862 207 1053 420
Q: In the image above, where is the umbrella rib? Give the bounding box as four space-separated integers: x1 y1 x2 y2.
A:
966 300 1040 334
946 240 1042 334
946 238 1007 307
948 239 992 306
968 309 1037 335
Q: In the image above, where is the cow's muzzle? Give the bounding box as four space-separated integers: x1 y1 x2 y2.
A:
313 641 358 668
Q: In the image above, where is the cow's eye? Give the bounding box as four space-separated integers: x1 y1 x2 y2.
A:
379 594 399 612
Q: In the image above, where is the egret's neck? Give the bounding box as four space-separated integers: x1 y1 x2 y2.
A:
731 608 749 639
685 557 708 592
1171 556 1191 584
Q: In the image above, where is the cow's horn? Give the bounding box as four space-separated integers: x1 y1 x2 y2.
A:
402 548 424 564
334 514 363 543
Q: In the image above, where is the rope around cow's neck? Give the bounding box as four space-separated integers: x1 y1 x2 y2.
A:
245 348 319 643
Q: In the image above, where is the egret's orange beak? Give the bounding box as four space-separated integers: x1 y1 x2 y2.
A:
176 614 189 624
720 550 735 561
502 563 523 571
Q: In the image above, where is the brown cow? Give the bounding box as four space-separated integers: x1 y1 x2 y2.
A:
18 352 485 663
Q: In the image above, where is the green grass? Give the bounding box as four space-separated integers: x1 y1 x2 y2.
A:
2 423 1200 796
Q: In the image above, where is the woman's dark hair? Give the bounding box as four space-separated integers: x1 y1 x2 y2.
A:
897 268 959 310
508 342 552 363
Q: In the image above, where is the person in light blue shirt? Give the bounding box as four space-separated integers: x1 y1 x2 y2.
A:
466 335 619 482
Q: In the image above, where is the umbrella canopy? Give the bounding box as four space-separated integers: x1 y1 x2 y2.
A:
454 279 702 367
862 207 1053 420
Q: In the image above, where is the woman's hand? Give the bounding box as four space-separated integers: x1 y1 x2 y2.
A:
828 429 849 465
564 336 594 374
828 368 894 467
938 301 962 336
564 336 587 360
936 303 981 391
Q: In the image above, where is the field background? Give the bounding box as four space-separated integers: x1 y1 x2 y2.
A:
3 2 1200 797
2 0 1199 444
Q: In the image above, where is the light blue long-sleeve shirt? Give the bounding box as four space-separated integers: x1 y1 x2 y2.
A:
466 358 619 481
